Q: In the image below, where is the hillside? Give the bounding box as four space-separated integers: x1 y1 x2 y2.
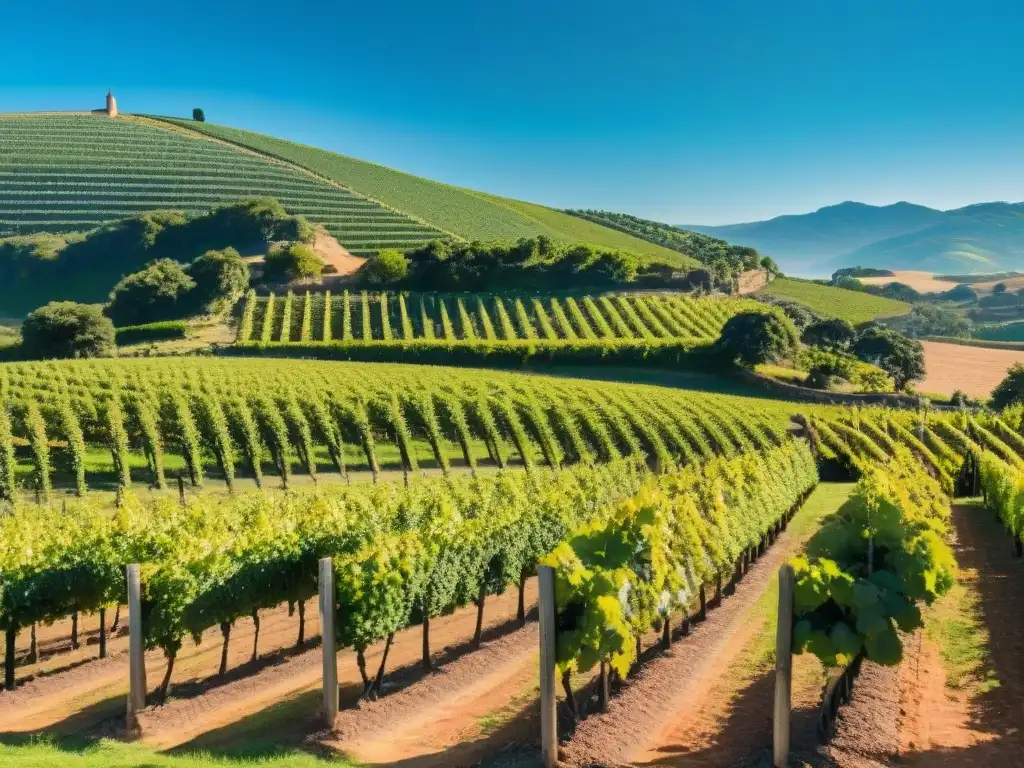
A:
756 276 911 324
0 115 441 256
564 209 760 265
152 117 694 267
683 200 1024 276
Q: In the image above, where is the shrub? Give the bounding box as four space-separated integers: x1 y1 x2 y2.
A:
802 318 856 351
192 108 206 122
852 326 925 391
938 284 977 303
187 247 250 314
715 310 799 366
22 302 116 359
361 249 409 285
991 363 1024 410
993 282 1008 294
115 321 190 345
797 348 893 392
263 243 324 282
106 258 196 326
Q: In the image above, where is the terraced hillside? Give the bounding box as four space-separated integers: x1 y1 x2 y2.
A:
153 117 693 266
0 115 442 256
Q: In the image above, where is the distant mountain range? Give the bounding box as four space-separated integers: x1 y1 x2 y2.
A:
680 201 1024 277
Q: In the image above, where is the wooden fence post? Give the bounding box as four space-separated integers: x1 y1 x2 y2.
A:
773 563 795 767
126 563 146 732
539 564 557 768
319 557 338 728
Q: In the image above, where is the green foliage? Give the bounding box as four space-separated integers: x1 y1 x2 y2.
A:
716 310 799 366
22 301 116 359
360 249 409 285
115 321 189 345
192 108 206 122
792 456 954 666
979 451 1024 538
263 243 324 282
802 318 856 351
797 348 894 393
853 326 926 390
901 305 970 339
105 259 196 326
187 247 250 315
758 277 911 325
990 362 1024 410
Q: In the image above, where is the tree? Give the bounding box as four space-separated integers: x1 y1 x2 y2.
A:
993 282 1008 294
760 256 781 276
106 259 196 326
193 108 206 122
187 248 249 314
990 363 1024 410
802 318 856 351
263 243 324 282
715 310 799 366
361 249 408 285
22 302 116 359
852 326 925 391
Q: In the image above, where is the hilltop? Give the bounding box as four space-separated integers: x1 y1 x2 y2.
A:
683 200 1024 276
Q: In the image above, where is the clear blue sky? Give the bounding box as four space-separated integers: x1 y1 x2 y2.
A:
2 0 1021 225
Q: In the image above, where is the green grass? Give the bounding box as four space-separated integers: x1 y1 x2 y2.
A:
0 115 440 255
0 739 353 768
972 320 1024 342
153 118 692 267
757 277 911 324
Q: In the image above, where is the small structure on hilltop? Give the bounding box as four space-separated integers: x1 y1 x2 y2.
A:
91 90 118 118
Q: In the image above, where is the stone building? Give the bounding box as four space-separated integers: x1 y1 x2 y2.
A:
90 90 118 117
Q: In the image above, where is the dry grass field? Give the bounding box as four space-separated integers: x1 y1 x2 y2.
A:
859 271 958 293
920 340 1024 397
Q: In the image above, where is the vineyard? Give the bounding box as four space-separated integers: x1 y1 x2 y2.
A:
0 115 441 256
0 357 791 498
239 290 762 344
151 117 692 266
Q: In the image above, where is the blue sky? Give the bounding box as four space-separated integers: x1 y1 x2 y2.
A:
2 0 1021 225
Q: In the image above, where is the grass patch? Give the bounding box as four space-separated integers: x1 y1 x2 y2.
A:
755 363 808 384
758 277 911 324
0 737 353 768
924 565 999 695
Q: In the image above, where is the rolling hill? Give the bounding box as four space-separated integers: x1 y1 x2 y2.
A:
683 200 1024 276
151 117 693 267
0 113 692 270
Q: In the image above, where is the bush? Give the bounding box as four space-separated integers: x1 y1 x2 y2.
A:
797 348 893 392
193 108 206 122
263 243 324 282
802 318 856 351
852 326 925 390
990 363 1024 410
715 310 799 366
187 247 249 314
106 259 196 326
361 249 409 285
755 295 823 330
993 282 1008 294
902 304 970 338
22 302 116 359
115 321 190 345
938 284 977 303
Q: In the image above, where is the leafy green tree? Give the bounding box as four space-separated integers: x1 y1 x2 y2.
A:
993 282 1008 294
187 247 249 314
263 243 324 282
990 363 1024 410
192 108 206 122
852 326 925 391
21 302 115 359
106 258 196 325
802 318 856 351
715 310 799 366
361 249 409 285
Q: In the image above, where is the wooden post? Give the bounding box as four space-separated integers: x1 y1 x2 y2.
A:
538 565 557 768
319 557 338 728
773 564 795 768
126 563 146 731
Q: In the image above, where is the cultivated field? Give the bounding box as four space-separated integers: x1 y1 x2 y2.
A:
756 277 911 323
0 115 441 256
859 270 958 293
155 118 692 266
920 339 1024 397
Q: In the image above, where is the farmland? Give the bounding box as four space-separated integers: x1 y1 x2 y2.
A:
757 276 912 323
152 117 692 267
0 115 441 256
919 339 1024 398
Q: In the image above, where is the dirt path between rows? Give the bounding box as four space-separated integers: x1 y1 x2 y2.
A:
564 498 825 767
897 504 1024 765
